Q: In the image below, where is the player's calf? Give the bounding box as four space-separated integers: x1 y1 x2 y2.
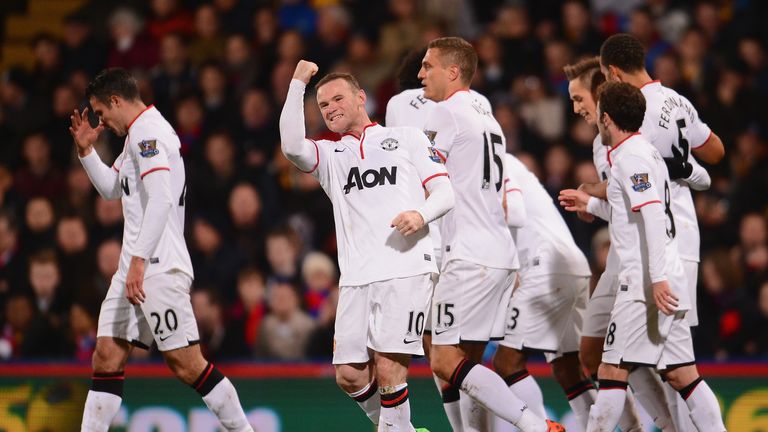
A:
336 363 380 425
663 365 726 432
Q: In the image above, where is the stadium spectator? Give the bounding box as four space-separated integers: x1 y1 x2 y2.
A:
13 132 66 200
0 293 34 360
256 281 314 360
228 268 267 356
22 197 56 255
300 251 336 318
189 4 225 66
106 7 159 70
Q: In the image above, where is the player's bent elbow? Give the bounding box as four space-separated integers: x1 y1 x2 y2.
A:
693 135 725 164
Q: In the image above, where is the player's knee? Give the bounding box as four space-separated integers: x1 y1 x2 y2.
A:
429 352 454 382
493 346 525 375
663 365 699 391
92 339 127 373
579 349 600 376
335 366 366 393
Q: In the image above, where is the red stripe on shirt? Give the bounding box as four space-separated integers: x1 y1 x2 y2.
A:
140 166 170 179
505 188 522 194
299 139 320 174
435 149 447 162
691 130 713 150
422 172 449 186
112 164 120 172
127 105 154 130
631 200 661 212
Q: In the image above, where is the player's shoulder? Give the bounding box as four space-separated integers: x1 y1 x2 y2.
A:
391 88 424 102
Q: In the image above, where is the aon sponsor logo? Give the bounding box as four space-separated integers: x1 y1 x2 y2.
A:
343 166 397 194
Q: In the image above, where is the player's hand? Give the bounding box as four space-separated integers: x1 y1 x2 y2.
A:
293 60 319 84
579 180 608 199
664 145 694 180
391 210 425 237
558 188 591 213
576 184 595 222
652 280 678 315
126 256 147 305
69 107 104 157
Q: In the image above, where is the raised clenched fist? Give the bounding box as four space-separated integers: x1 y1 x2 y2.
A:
293 60 319 84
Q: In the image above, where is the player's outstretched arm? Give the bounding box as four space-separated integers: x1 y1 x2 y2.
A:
70 108 121 199
279 60 321 172
559 188 610 222
692 131 725 164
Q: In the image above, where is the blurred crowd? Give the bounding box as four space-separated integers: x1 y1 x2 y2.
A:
0 0 767 363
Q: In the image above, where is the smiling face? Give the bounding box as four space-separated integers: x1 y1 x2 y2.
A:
316 78 365 133
568 77 597 125
418 48 451 101
89 95 128 136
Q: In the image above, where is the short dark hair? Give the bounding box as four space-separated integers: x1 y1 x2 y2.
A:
427 37 477 85
86 68 140 105
597 82 645 133
600 33 645 73
564 56 605 101
396 47 427 91
315 72 361 92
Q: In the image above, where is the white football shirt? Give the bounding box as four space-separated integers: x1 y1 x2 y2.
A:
640 80 712 262
111 105 193 280
386 87 492 268
605 133 689 309
423 90 517 270
304 123 447 286
592 135 620 274
505 153 591 277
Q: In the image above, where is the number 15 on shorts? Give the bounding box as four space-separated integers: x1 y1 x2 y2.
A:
434 303 455 334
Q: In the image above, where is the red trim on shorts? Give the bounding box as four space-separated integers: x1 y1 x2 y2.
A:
128 105 154 130
422 172 449 186
140 166 170 179
631 200 661 212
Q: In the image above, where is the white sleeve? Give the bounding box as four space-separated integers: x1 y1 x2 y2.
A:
416 175 454 224
385 99 398 127
683 155 711 191
680 96 712 150
423 103 457 157
504 173 526 228
587 196 611 221
639 202 669 283
79 149 121 200
279 79 321 173
132 169 173 260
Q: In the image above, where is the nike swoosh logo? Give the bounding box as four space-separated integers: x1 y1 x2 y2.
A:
434 328 450 335
159 334 172 342
403 338 419 344
334 148 346 152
